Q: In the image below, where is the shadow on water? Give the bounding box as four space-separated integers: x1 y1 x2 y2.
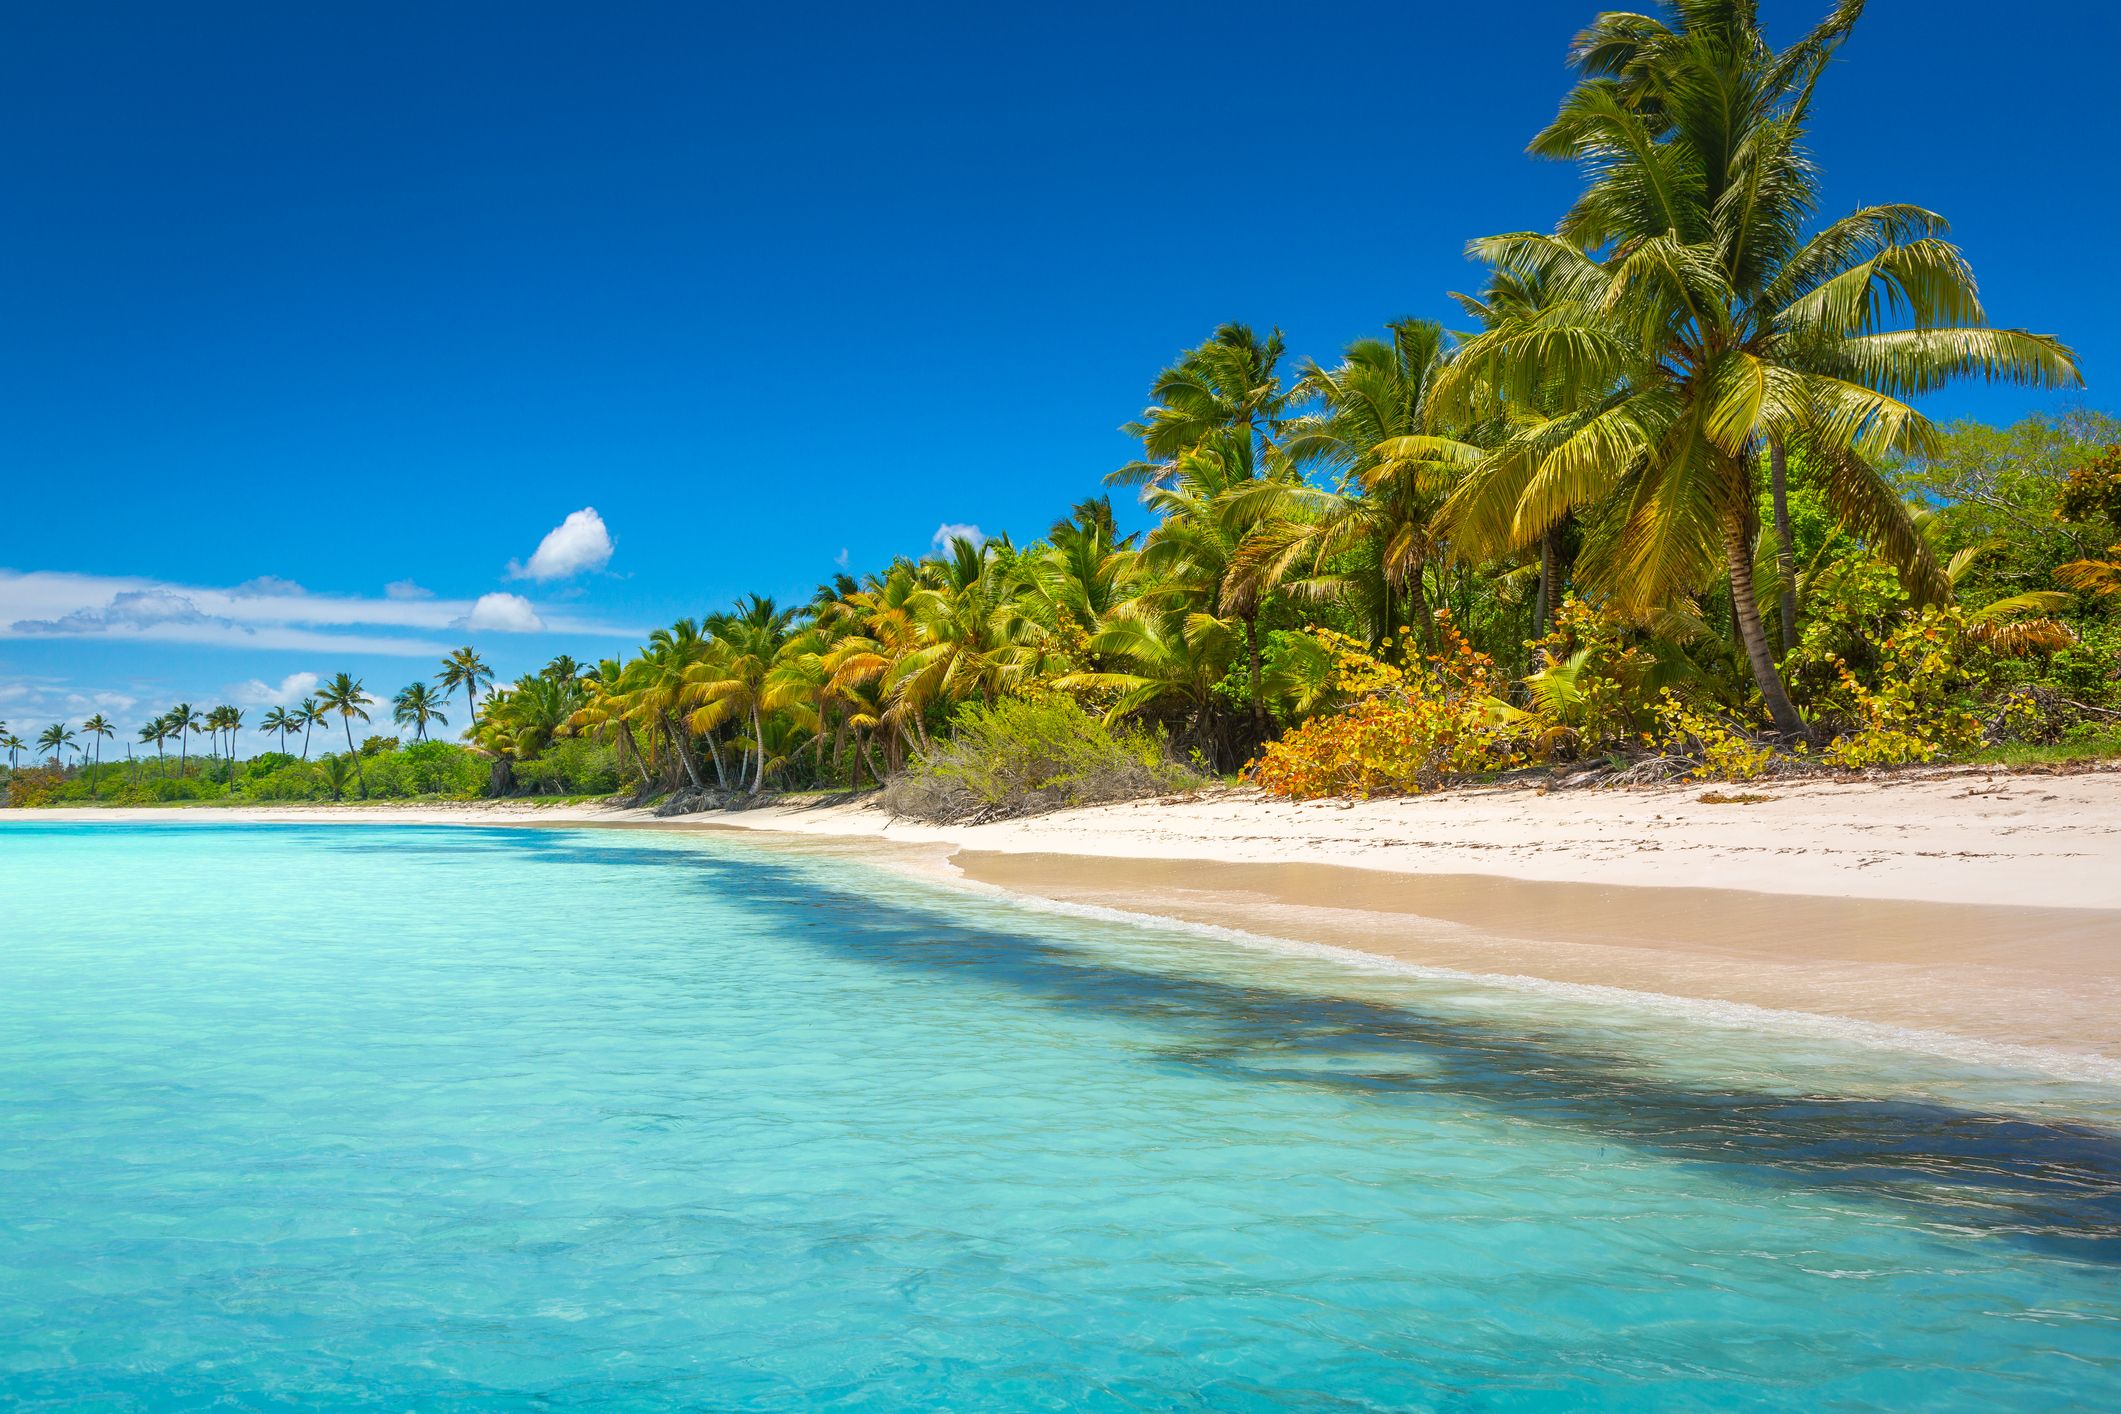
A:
353 826 2121 1263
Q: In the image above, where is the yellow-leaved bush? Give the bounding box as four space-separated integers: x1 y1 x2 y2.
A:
1249 616 1535 799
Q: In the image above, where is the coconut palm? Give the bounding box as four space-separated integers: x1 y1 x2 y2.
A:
436 647 493 733
297 698 326 759
1111 322 1292 489
2 732 25 772
81 714 113 798
315 674 374 798
391 681 448 742
1435 0 2079 734
259 706 293 755
318 754 354 802
166 703 202 776
37 722 76 769
687 595 798 793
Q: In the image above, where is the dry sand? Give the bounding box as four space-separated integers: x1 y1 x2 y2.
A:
12 768 2121 1067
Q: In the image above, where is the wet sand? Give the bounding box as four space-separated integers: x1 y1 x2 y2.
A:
947 851 2121 1069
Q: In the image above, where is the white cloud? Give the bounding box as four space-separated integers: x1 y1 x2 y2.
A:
931 522 986 552
461 592 545 632
0 569 638 653
233 576 306 597
384 579 433 600
230 671 319 708
508 508 614 582
834 547 850 569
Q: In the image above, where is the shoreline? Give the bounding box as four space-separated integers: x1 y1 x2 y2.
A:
11 769 2121 1071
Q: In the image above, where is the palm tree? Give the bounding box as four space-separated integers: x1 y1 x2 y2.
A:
1267 319 1478 649
138 717 168 770
1435 0 2079 734
316 674 374 798
437 647 493 733
687 596 798 794
297 697 326 759
318 754 354 802
1112 322 1292 489
81 714 113 798
391 681 447 742
37 722 76 769
2 732 25 772
259 706 293 756
166 704 202 776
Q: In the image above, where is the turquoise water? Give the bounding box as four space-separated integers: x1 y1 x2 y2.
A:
3 822 2120 1409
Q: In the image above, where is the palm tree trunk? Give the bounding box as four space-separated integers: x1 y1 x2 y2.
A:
662 712 705 790
343 718 367 798
466 686 479 732
1244 613 1265 740
1723 517 1806 737
749 703 765 794
1770 436 1799 654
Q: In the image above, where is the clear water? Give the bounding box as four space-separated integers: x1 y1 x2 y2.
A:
3 821 2120 1410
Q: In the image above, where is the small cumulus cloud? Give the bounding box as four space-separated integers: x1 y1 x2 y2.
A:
931 522 985 552
232 576 307 597
384 579 433 600
230 672 320 708
461 592 545 632
508 508 614 582
834 547 851 570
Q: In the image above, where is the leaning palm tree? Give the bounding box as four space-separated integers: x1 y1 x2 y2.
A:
391 681 447 742
1434 0 2079 734
436 647 493 733
81 714 114 798
37 721 76 769
296 697 326 759
315 674 375 798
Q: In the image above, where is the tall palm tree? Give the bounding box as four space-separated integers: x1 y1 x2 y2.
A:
2 732 25 772
81 714 113 798
437 647 493 733
166 704 202 777
37 722 76 769
316 674 374 798
1435 0 2079 734
297 697 326 759
391 681 448 742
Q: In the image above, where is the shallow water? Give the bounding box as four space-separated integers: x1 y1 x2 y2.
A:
3 821 2119 1409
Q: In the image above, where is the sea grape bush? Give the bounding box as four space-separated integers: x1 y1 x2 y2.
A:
1248 617 1534 799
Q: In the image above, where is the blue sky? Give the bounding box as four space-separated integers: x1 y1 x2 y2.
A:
3 0 2114 746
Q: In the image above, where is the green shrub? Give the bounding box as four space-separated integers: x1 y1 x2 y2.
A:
512 738 621 796
883 694 1203 823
